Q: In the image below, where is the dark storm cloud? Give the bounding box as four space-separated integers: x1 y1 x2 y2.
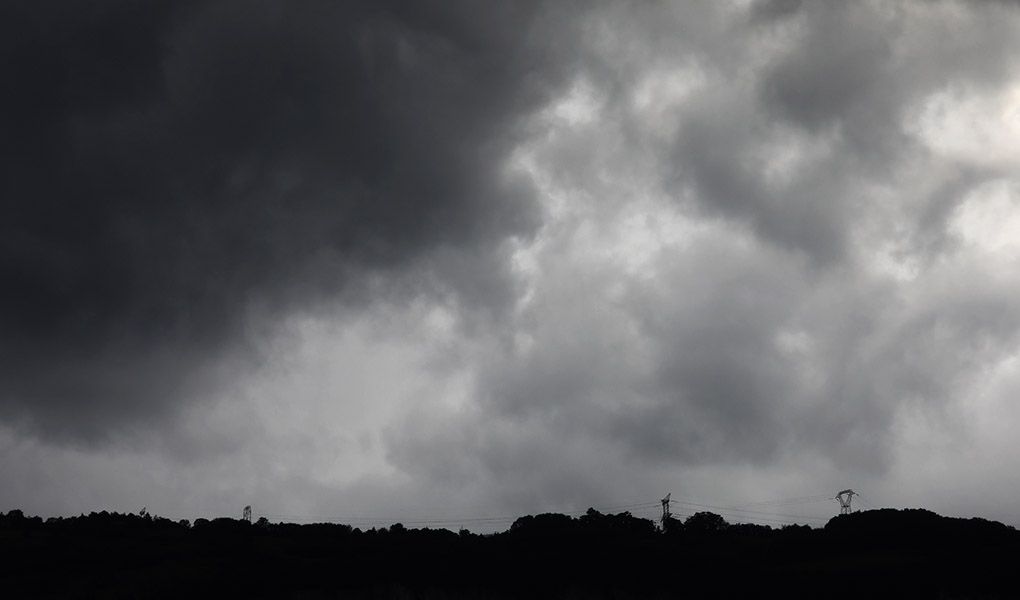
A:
0 0 581 442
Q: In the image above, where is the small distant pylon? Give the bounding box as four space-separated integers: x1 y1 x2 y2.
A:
660 493 671 529
835 489 855 515
242 505 252 523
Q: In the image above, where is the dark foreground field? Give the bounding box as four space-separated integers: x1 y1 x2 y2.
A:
1 507 1016 599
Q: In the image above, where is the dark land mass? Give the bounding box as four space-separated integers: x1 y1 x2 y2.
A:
1 507 1017 599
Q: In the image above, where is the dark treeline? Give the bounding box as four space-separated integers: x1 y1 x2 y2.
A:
1 507 1017 598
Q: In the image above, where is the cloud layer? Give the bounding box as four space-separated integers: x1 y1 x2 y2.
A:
387 0 1020 516
4 0 1020 527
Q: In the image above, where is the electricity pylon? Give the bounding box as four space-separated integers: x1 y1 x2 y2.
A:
835 489 855 515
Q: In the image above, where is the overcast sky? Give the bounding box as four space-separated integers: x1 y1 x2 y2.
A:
4 0 1020 531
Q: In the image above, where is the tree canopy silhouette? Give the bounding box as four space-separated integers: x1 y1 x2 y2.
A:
1 507 1018 598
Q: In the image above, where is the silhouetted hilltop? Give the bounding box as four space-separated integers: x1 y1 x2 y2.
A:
1 507 1017 598
827 507 1016 542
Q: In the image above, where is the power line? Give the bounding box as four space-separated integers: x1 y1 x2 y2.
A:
253 500 663 530
723 495 834 509
145 492 845 531
854 495 878 510
670 498 829 523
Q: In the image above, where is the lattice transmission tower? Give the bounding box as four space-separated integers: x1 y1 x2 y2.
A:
835 489 855 515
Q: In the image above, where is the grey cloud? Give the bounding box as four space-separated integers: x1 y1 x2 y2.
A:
669 96 851 264
665 1 1020 264
389 227 1020 500
621 248 806 465
759 2 895 136
0 0 583 443
386 232 810 491
749 0 803 23
384 0 1020 501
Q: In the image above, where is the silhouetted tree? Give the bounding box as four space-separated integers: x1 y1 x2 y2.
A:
661 515 685 534
1 506 1018 598
685 511 728 533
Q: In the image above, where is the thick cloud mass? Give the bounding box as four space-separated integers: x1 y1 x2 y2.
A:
4 0 1020 527
0 1 575 441
385 0 1020 516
